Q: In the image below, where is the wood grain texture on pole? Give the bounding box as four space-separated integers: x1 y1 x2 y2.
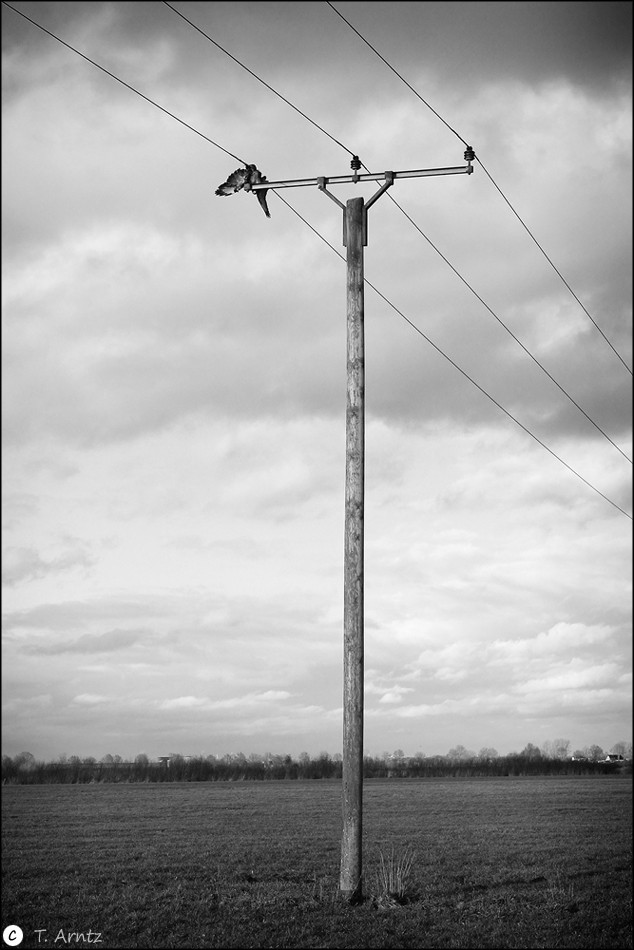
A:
340 196 365 902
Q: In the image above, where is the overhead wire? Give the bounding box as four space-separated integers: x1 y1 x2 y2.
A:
161 0 355 158
1 0 246 164
2 1 630 520
278 192 631 521
380 192 632 463
476 158 632 374
325 0 633 377
162 0 631 466
325 0 469 148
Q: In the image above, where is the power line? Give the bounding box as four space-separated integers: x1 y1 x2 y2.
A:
324 0 468 148
324 0 632 376
366 287 632 521
1 0 246 164
162 0 359 160
162 0 355 157
161 0 630 465
382 190 632 464
3 2 629 519
476 156 633 375
277 194 631 521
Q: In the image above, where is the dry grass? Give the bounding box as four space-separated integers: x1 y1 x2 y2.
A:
373 844 416 907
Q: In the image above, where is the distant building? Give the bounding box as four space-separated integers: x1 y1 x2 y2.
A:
604 753 625 762
157 754 195 766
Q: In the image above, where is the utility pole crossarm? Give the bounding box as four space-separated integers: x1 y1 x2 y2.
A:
248 163 473 191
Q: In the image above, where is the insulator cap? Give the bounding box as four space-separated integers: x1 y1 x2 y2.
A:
464 145 475 162
350 155 362 171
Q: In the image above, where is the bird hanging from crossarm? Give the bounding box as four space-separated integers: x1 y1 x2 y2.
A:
215 164 270 218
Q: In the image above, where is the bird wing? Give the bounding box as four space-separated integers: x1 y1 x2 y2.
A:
215 167 248 196
256 188 271 218
245 165 271 217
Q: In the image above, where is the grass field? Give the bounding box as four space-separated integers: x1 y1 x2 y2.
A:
2 776 631 948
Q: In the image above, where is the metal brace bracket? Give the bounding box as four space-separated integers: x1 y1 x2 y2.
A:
360 172 395 245
365 171 395 210
317 177 345 210
318 171 396 246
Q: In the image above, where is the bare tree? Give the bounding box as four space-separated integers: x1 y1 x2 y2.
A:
554 738 571 759
448 745 476 760
521 743 543 760
541 738 570 760
478 747 499 760
610 741 631 758
583 745 601 761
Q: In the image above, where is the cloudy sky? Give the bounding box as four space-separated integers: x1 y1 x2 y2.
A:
2 1 632 763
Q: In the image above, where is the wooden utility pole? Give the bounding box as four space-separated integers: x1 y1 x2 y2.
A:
340 196 365 901
246 151 474 903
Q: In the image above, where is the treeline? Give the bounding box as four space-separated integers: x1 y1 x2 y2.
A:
2 746 630 785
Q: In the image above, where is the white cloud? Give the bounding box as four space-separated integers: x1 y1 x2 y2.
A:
158 691 292 712
514 661 622 695
489 623 616 665
2 540 96 587
71 694 110 706
375 685 415 704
